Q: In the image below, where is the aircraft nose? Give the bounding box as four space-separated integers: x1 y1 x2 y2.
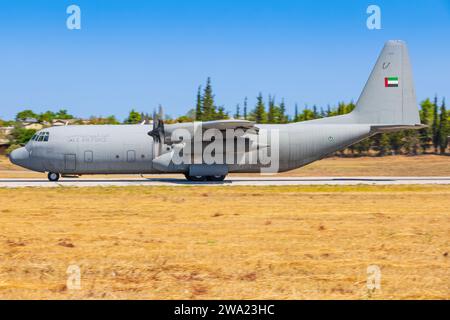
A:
9 147 30 165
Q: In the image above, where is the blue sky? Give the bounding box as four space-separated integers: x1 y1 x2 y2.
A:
0 0 449 120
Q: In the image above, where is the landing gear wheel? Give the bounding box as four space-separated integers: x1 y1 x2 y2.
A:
48 172 60 182
206 175 226 181
184 174 206 182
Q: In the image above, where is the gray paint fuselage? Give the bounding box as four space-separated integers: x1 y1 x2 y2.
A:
14 122 373 175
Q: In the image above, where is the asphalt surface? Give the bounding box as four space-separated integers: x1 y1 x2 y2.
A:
0 176 450 187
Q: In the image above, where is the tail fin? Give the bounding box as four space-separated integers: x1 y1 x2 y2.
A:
353 40 420 125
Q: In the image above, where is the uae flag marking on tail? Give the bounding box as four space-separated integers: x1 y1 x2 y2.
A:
385 77 399 87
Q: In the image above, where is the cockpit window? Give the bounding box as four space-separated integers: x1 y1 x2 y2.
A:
34 132 50 142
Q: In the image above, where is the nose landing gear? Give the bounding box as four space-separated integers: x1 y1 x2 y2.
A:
47 172 60 182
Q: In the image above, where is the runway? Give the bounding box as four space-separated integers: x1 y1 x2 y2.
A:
0 176 450 187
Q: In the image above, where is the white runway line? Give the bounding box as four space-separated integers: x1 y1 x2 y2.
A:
0 176 450 187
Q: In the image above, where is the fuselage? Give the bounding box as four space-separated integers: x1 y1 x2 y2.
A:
9 122 374 175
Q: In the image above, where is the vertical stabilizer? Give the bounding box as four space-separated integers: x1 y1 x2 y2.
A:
353 40 420 125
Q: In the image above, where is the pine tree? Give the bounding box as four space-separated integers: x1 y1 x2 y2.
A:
404 130 421 155
319 107 326 118
252 93 267 124
419 98 434 152
217 106 228 120
195 86 202 121
438 98 448 153
389 132 404 155
300 106 314 121
378 133 391 156
312 105 319 119
243 97 248 120
267 95 277 123
326 104 332 117
337 102 346 115
294 103 299 122
234 104 240 119
347 101 356 113
432 95 439 153
202 77 216 121
354 139 371 156
279 99 287 123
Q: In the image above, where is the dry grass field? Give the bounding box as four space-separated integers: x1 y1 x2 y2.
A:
0 185 448 299
1 154 449 178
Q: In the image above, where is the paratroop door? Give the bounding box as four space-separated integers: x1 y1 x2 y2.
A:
64 154 76 171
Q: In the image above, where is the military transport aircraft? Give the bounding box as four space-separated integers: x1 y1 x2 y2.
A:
9 40 423 181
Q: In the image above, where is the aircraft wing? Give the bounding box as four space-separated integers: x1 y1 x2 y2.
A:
149 119 260 147
201 119 257 131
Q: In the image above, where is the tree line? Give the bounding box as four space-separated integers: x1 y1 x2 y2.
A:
1 78 448 156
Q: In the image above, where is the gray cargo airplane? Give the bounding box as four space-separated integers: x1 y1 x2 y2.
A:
10 40 423 181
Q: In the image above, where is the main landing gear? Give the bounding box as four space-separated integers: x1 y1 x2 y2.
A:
184 174 226 182
47 172 60 182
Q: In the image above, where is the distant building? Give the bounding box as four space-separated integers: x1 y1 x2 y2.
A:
22 117 38 124
0 126 14 136
23 123 43 130
51 119 67 126
51 119 78 126
18 117 43 130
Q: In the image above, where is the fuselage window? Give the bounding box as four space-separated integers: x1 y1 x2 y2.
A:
84 150 93 162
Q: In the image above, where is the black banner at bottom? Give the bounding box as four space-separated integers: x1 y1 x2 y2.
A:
1 300 445 319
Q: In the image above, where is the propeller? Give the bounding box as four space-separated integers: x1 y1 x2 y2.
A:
148 118 165 143
148 109 166 158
